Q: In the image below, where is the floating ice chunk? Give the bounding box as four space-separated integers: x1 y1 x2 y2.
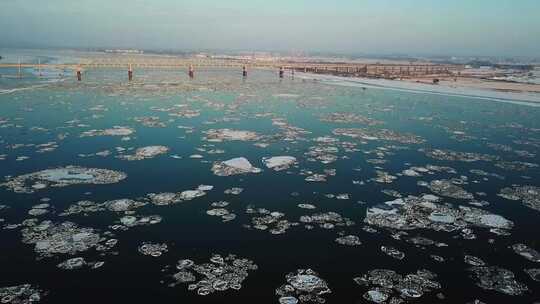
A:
179 190 206 200
428 212 455 223
204 129 259 141
297 203 316 210
336 193 350 200
290 274 327 292
320 112 382 125
333 128 425 144
166 254 257 295
103 127 134 136
28 208 49 216
0 284 45 303
366 203 399 216
138 242 168 257
498 185 540 212
479 214 512 229
511 243 540 262
118 145 169 161
525 268 540 282
364 289 389 303
105 199 146 212
381 246 405 260
197 184 214 191
224 187 243 195
300 211 354 230
246 207 295 234
134 116 166 128
305 174 327 182
118 215 162 228
21 221 106 258
211 201 229 208
469 266 528 295
262 156 297 171
335 235 362 246
495 161 538 171
1 166 126 193
401 288 423 298
402 169 421 177
224 158 258 171
276 269 330 303
207 208 229 216
421 148 498 162
420 195 439 204
372 171 397 184
147 193 181 206
81 126 135 137
365 195 513 233
57 257 86 270
212 157 261 176
464 255 485 266
354 269 440 302
176 259 195 270
426 180 473 200
278 296 299 304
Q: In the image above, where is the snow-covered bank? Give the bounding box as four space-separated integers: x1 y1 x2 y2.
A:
296 73 540 107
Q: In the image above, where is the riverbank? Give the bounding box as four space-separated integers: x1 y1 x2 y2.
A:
405 76 540 94
296 72 540 106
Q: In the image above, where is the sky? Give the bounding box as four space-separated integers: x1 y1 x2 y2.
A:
1 0 539 57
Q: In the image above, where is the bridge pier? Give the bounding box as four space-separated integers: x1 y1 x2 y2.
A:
242 66 247 78
76 66 82 81
279 66 284 78
188 65 194 78
128 64 133 81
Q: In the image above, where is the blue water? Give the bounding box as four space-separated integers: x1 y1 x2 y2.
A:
0 62 539 303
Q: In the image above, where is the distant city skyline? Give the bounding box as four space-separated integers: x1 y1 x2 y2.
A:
1 0 539 57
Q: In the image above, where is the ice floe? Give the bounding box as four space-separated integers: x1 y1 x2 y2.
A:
275 269 331 304
353 269 441 303
262 156 297 171
166 254 257 295
469 266 528 296
117 145 169 161
498 185 540 212
80 126 135 137
1 166 126 193
0 284 45 303
138 242 168 257
21 220 115 259
365 195 513 234
203 129 259 142
212 157 261 176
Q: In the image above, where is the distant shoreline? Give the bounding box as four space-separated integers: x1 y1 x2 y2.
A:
296 72 540 106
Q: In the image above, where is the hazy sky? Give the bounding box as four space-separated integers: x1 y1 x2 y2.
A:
1 0 539 56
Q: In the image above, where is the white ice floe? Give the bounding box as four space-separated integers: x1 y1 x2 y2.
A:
80 126 135 137
118 146 169 161
262 156 297 171
204 129 259 142
212 157 261 176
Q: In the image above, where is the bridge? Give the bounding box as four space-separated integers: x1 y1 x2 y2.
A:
0 57 463 79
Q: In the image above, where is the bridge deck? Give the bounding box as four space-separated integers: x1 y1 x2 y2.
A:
0 61 462 70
